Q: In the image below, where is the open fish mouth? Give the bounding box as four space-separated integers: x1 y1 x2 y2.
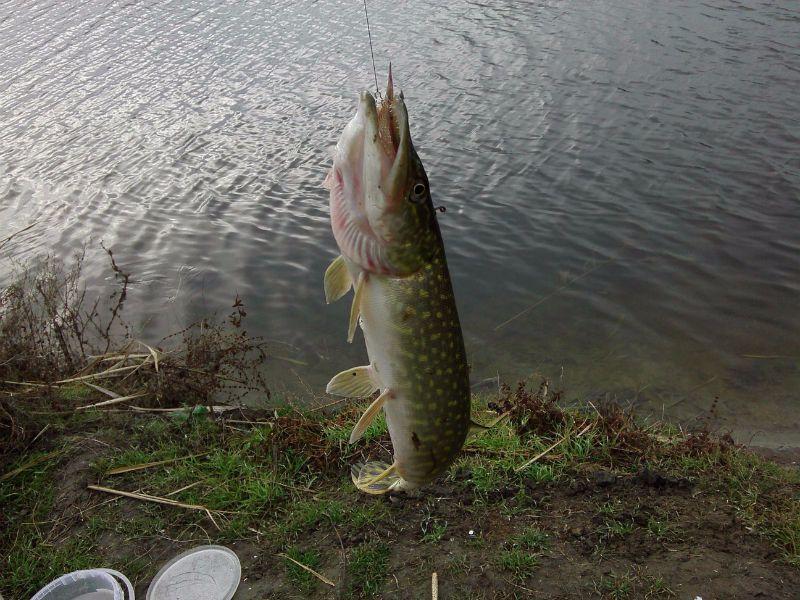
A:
375 68 404 167
326 68 414 275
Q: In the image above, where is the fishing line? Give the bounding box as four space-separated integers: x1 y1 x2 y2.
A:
362 0 380 94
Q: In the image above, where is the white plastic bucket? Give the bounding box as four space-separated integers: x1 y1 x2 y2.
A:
30 568 134 600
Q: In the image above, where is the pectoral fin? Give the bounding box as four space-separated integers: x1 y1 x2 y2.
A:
347 271 366 343
349 389 390 444
325 365 380 398
324 255 352 304
351 461 400 495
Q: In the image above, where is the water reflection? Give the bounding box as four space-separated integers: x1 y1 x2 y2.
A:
0 0 798 445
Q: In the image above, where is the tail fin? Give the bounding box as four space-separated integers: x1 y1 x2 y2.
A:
351 461 400 495
468 411 511 439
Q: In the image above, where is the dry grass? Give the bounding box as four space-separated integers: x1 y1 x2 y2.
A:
0 247 270 457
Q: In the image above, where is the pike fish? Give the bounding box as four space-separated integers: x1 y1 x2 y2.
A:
323 70 480 494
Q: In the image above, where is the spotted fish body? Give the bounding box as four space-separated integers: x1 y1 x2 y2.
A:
323 71 472 494
359 244 470 489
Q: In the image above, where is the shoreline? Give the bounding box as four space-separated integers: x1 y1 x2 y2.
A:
2 383 798 599
1 253 798 598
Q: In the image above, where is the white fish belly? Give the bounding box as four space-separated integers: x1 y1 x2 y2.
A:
357 273 419 476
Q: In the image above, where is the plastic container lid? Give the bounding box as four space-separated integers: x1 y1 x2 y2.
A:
145 545 241 600
31 568 134 600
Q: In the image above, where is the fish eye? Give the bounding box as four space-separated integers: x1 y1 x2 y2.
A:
411 182 426 203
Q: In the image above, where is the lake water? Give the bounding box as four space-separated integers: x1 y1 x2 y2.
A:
1 0 798 446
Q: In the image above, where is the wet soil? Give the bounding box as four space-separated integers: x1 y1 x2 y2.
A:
10 415 797 600
228 474 799 599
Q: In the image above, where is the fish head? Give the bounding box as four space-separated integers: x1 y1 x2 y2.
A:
327 69 439 276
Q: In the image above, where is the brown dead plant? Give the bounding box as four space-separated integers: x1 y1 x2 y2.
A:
0 246 271 457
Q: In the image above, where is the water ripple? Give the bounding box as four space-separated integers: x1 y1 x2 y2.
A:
1 0 799 443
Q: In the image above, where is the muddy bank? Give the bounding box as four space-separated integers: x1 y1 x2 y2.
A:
2 381 798 599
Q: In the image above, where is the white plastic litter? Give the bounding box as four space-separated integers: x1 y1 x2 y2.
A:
146 545 241 600
31 568 134 600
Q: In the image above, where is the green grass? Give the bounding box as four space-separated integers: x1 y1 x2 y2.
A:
563 429 598 460
282 498 347 535
602 518 635 539
463 461 508 494
421 519 448 543
0 449 102 597
645 575 675 598
84 507 166 541
445 553 471 574
598 500 621 517
4 536 99 594
520 462 557 484
456 418 587 496
468 422 524 454
512 526 550 553
283 546 323 595
594 572 634 599
58 383 93 402
349 500 390 529
661 446 800 566
3 389 800 598
593 569 675 599
324 405 387 444
93 420 297 533
646 515 679 542
347 542 389 598
499 491 537 518
497 526 549 580
497 547 539 580
276 494 391 545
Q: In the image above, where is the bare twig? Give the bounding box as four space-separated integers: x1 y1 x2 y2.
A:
104 452 208 475
28 424 50 447
99 243 130 354
278 553 336 587
129 405 237 414
83 382 121 398
515 422 593 473
502 577 538 594
86 484 229 518
3 380 49 388
1 449 63 482
76 392 148 410
54 364 141 384
88 353 151 362
138 340 161 372
166 480 205 497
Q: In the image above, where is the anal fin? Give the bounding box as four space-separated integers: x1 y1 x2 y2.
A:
347 271 366 343
326 365 379 398
349 389 391 444
324 255 352 304
351 461 400 495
